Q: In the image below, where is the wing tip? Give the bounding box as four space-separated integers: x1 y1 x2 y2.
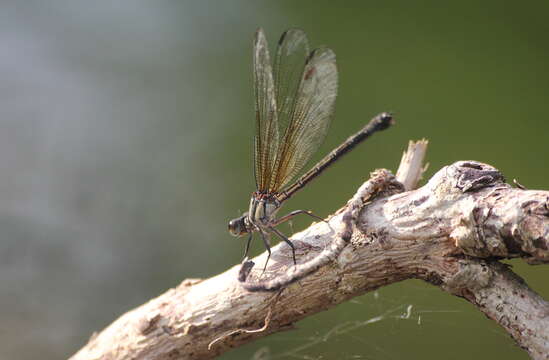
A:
305 47 336 65
278 28 307 45
255 28 267 46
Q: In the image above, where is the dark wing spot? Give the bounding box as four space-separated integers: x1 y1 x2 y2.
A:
304 67 316 80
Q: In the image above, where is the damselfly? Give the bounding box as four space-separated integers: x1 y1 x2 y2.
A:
229 28 393 274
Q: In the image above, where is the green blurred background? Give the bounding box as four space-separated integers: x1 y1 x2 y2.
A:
1 1 547 359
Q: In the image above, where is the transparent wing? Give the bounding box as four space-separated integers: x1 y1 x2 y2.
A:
253 28 279 192
269 47 338 192
273 29 310 139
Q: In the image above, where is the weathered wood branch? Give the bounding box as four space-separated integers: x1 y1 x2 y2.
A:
70 148 549 360
239 140 428 292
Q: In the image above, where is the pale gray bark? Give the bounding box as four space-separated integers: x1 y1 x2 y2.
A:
70 143 549 360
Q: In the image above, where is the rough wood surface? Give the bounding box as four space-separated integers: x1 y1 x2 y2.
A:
395 139 429 191
70 155 549 360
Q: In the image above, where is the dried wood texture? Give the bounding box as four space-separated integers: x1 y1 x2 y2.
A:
396 139 429 191
70 158 549 360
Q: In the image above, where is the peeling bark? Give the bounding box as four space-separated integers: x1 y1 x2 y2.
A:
70 154 549 360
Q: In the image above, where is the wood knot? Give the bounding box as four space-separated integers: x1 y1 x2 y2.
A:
452 161 505 192
138 313 162 335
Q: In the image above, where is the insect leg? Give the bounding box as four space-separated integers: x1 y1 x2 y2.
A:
272 210 326 227
242 233 253 262
269 226 296 266
259 230 272 274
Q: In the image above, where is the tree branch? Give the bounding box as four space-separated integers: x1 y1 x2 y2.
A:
70 148 549 360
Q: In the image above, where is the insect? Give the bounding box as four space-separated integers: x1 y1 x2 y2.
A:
228 28 393 274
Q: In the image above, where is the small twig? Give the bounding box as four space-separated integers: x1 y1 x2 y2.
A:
396 139 429 191
513 178 527 190
207 308 272 350
208 291 282 349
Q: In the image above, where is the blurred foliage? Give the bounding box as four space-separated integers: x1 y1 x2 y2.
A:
0 1 547 359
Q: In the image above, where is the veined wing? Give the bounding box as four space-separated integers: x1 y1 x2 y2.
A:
268 47 338 192
253 28 279 192
273 29 310 141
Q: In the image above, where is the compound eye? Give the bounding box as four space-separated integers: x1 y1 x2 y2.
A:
228 218 245 236
228 220 238 235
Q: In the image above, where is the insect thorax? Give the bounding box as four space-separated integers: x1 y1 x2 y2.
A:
247 192 281 228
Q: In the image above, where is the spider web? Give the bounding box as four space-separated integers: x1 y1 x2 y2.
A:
236 279 522 360
246 285 466 360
